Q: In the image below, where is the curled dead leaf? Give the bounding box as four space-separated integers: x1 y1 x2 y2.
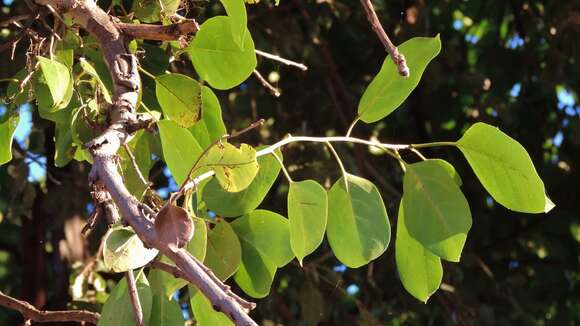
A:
155 204 194 249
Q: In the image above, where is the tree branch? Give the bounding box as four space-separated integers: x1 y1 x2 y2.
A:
359 0 410 77
126 270 144 326
0 291 100 325
36 1 257 325
118 20 199 41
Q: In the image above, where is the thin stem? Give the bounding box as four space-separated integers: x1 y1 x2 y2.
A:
253 69 280 97
123 144 149 186
255 49 308 71
126 270 144 326
410 148 427 161
411 141 456 149
345 117 359 137
325 141 348 188
271 151 293 183
138 65 156 80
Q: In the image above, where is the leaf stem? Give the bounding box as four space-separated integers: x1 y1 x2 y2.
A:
325 141 349 189
411 141 456 149
271 151 293 183
345 117 359 137
138 65 156 80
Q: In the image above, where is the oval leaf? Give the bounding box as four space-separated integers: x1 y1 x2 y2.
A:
232 210 292 298
396 200 442 303
157 120 203 185
187 16 257 90
358 35 441 123
457 122 550 213
327 174 391 268
202 150 281 217
403 159 472 262
103 227 159 273
204 219 242 280
190 289 233 326
200 143 259 192
220 0 248 49
155 204 194 249
149 294 184 326
156 73 202 128
36 56 73 112
288 180 328 265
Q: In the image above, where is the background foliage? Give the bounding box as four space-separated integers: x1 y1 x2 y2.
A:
0 0 579 324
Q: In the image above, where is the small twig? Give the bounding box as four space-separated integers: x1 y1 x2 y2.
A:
359 0 410 77
410 148 427 160
253 70 280 97
255 49 308 71
228 119 265 139
118 20 199 41
126 270 144 326
0 291 100 324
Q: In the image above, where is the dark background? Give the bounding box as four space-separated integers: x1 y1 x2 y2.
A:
1 0 579 324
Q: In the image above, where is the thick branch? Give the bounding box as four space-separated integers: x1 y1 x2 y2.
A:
0 291 100 324
118 20 199 41
359 0 410 77
36 1 257 325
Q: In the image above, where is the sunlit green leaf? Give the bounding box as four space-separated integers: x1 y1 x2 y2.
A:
403 159 471 262
327 174 390 268
190 289 233 326
220 0 248 49
457 122 550 213
103 227 159 272
202 150 281 217
187 16 256 90
158 120 203 185
288 180 328 265
149 294 183 326
156 73 202 128
358 35 441 123
199 143 259 192
395 200 442 303
35 56 74 113
189 86 227 149
79 57 112 103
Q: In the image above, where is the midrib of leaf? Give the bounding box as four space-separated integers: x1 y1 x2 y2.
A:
408 169 453 235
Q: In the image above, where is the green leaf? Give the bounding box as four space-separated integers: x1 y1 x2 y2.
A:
190 289 233 326
156 73 202 128
232 210 292 298
149 294 183 326
6 70 31 106
199 143 259 192
288 180 328 265
133 0 162 23
0 114 20 165
202 150 281 217
36 56 73 112
98 272 153 326
220 0 248 49
119 131 151 200
158 120 203 185
403 159 472 262
204 219 241 280
54 122 75 167
358 35 441 123
189 86 227 149
79 57 112 103
457 122 550 213
187 16 257 90
327 174 391 268
103 227 159 272
395 200 442 303
161 0 180 16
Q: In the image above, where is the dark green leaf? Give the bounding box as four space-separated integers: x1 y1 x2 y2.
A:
149 294 183 326
204 219 241 280
0 114 20 165
190 289 233 326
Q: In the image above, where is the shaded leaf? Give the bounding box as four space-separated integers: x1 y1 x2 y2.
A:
204 219 241 280
396 200 442 303
0 114 20 165
403 159 472 262
190 289 233 326
327 174 390 268
149 294 184 326
97 272 153 326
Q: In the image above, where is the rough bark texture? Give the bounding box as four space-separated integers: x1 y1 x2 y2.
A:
34 0 258 325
